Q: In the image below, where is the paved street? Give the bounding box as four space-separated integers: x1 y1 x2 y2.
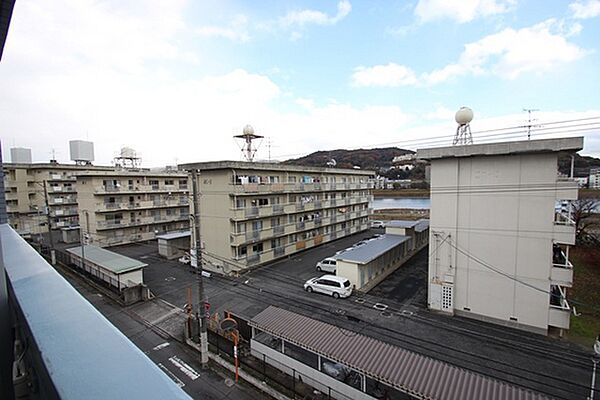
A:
57 265 269 400
108 230 595 400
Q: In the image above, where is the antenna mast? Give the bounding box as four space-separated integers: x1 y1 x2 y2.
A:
523 108 540 140
234 125 263 162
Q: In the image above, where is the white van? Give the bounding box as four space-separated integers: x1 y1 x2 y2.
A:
304 275 352 299
316 257 337 273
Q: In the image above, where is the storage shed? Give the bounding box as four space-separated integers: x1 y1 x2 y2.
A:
66 245 147 291
156 230 190 259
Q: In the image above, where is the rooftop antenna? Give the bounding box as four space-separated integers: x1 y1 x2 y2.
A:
453 106 474 146
50 148 58 163
234 124 263 162
523 108 540 140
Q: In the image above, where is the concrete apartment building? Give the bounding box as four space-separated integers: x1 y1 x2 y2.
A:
417 137 583 335
589 167 600 189
178 161 374 272
75 170 190 247
3 161 113 236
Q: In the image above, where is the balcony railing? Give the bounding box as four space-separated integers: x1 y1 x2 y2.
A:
0 225 191 399
273 225 284 235
274 246 285 257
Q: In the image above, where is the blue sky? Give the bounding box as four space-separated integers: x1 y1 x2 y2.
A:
1 0 599 166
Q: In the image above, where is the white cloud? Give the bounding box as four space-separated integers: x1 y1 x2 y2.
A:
424 106 455 121
414 0 515 23
195 15 250 42
279 0 351 27
351 63 418 87
570 0 600 19
422 19 588 83
352 19 587 87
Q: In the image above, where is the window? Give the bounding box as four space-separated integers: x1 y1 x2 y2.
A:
236 198 246 208
288 176 297 183
165 179 174 186
258 198 269 206
252 243 263 253
238 246 247 256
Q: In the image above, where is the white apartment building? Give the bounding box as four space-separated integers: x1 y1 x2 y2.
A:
417 137 583 335
589 167 600 189
3 162 113 236
178 161 374 272
75 170 190 247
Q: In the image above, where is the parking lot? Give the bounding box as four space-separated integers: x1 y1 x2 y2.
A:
106 230 592 400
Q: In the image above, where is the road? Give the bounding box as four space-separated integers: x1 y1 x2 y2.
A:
57 265 270 400
111 231 595 400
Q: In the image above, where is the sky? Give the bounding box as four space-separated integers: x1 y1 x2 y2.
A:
1 0 600 167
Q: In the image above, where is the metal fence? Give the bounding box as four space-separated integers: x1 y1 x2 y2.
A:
189 316 357 400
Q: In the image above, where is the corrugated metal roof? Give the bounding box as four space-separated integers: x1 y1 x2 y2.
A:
335 235 409 264
156 230 191 240
385 220 420 228
250 306 549 400
66 245 147 274
414 219 430 233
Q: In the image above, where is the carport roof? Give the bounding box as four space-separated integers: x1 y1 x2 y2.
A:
66 245 147 274
386 219 430 233
249 306 548 400
335 234 409 264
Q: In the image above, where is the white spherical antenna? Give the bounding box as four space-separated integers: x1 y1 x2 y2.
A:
243 124 254 135
455 107 474 126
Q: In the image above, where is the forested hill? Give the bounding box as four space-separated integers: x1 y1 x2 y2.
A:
283 147 413 170
284 147 600 178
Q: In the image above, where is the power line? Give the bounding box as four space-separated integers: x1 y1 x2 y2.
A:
271 116 600 159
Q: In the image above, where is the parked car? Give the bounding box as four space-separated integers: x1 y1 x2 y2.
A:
304 275 352 299
316 257 337 273
370 220 385 228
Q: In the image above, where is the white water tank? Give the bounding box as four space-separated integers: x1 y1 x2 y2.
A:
69 140 94 162
455 107 474 126
10 148 32 163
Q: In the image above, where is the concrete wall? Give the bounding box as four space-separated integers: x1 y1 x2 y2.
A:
427 152 577 333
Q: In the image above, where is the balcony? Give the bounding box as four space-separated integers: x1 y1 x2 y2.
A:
246 229 261 241
551 246 573 287
296 221 305 230
553 211 576 245
549 286 570 329
0 225 191 399
274 246 285 257
555 178 578 200
273 225 284 235
246 206 259 218
273 204 284 214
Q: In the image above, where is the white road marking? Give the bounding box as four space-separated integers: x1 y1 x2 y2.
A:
169 356 200 380
152 342 170 351
158 363 185 388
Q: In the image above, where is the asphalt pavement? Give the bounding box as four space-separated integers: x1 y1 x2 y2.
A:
108 230 595 400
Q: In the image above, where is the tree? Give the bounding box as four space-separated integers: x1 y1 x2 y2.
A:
571 198 599 241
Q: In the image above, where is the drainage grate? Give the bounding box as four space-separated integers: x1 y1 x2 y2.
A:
335 309 346 315
400 310 414 316
373 303 388 311
380 311 392 318
354 298 366 304
165 277 176 282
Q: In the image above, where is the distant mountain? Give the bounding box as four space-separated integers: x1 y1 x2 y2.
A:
284 147 600 181
283 147 414 171
559 153 600 177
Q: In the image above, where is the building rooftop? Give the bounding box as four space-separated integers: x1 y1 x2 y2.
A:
156 230 191 240
385 219 430 232
416 137 583 160
250 306 548 400
3 162 114 170
335 234 410 264
74 169 187 177
66 245 147 274
178 160 375 176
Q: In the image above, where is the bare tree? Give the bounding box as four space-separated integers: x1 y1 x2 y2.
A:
571 198 599 240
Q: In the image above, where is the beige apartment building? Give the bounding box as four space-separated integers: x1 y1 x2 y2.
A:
3 162 113 236
75 170 190 247
178 161 374 272
417 137 582 335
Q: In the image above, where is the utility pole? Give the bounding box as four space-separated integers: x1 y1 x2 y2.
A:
42 181 56 265
523 108 540 140
191 170 209 367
